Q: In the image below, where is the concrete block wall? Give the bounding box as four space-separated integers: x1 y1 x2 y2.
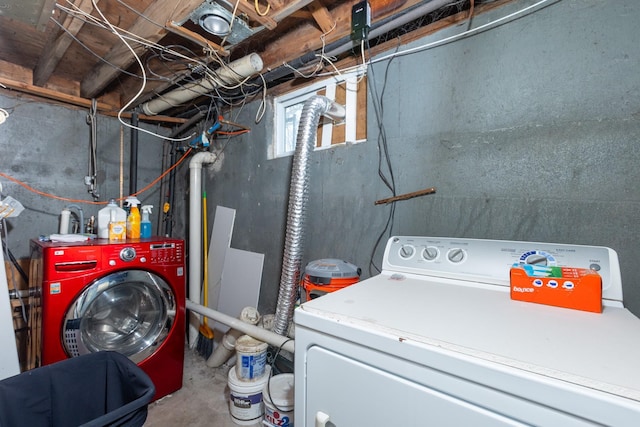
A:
0 95 169 257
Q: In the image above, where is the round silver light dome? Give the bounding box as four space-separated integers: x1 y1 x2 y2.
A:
199 13 231 36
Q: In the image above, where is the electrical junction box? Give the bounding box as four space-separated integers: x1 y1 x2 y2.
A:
351 1 371 43
510 264 602 313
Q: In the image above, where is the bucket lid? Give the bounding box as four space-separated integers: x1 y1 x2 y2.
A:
235 335 268 352
263 373 294 409
304 259 360 282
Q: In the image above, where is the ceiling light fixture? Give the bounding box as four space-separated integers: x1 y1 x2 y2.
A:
184 1 261 45
198 13 231 36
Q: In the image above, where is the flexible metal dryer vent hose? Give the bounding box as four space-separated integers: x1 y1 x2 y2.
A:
272 96 346 336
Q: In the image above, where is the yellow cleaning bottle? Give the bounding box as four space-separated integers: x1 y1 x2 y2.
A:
125 196 141 239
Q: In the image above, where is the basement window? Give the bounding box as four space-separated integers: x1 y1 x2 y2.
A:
272 71 367 158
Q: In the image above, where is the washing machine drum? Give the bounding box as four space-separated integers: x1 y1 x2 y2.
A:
63 269 176 363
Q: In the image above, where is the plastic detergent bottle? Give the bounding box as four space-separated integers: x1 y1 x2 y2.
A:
125 196 141 239
98 198 126 239
140 205 153 238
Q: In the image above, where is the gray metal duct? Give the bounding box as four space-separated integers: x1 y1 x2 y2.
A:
272 96 346 336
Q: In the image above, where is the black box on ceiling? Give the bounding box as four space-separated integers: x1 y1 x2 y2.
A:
351 1 371 43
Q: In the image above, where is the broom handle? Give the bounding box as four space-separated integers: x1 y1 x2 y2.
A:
203 190 209 326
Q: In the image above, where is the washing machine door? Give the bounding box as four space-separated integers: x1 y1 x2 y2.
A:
63 269 176 363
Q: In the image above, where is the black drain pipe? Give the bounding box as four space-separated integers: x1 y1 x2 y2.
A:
163 111 206 236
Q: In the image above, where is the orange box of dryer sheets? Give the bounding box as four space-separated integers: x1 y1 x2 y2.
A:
510 264 602 313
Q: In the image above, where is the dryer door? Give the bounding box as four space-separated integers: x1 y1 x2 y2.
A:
63 269 176 363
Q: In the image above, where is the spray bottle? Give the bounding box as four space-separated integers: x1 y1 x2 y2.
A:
125 196 141 239
140 205 153 238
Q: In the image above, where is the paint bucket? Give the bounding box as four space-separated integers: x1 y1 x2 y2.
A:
262 373 294 427
228 365 271 425
235 335 268 381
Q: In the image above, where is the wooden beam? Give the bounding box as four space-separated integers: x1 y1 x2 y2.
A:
232 1 278 30
33 0 97 87
0 75 186 125
0 76 116 111
259 0 358 71
307 2 335 34
165 21 229 56
80 0 203 99
270 0 315 22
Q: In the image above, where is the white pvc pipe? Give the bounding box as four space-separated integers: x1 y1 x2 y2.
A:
207 306 261 368
188 151 217 348
187 299 295 353
141 53 264 115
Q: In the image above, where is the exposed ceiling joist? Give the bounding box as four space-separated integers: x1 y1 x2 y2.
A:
80 0 204 98
33 0 97 87
307 2 335 34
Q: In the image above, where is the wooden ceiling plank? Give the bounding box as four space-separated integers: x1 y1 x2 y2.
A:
271 0 315 22
0 75 116 111
259 0 357 71
307 2 336 34
165 21 229 56
80 0 203 99
33 0 97 87
259 0 440 73
232 1 278 30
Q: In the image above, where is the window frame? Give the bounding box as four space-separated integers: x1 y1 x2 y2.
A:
272 70 366 158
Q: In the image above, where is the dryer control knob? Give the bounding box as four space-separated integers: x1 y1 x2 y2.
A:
109 260 116 266
120 247 137 262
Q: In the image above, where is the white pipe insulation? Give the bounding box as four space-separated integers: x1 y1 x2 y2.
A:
188 151 217 348
187 299 295 354
141 53 264 116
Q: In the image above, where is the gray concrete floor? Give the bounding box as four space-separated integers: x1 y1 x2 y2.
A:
144 346 240 427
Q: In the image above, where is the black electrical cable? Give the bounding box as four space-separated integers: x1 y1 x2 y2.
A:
6 247 28 285
266 338 294 413
366 38 398 276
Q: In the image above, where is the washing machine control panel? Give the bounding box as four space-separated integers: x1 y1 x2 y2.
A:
382 236 622 303
101 240 184 267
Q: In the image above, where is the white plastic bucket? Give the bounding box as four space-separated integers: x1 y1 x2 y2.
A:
262 373 294 427
228 365 270 425
236 335 268 381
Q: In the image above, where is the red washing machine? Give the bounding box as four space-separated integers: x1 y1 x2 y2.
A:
29 237 185 401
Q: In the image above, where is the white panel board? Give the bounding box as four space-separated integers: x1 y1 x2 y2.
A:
207 206 236 310
214 247 264 337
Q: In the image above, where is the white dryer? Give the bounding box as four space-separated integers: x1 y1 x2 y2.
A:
294 236 640 426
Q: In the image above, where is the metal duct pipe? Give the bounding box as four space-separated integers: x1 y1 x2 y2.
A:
188 151 217 347
272 96 346 336
141 53 264 116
